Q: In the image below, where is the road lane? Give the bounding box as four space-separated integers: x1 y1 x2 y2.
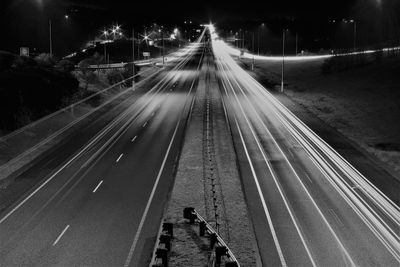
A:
211 28 400 266
0 32 206 266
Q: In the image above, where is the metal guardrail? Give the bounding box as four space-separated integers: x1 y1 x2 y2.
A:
183 207 240 267
149 222 174 267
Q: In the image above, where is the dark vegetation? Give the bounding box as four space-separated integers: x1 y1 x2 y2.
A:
0 51 79 132
321 49 400 74
0 49 142 134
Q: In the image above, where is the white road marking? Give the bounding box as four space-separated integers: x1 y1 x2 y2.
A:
53 225 70 246
0 42 199 226
232 114 287 267
131 136 137 142
92 180 103 193
123 47 204 266
329 209 344 227
219 57 356 266
143 121 148 127
116 154 123 163
304 173 313 183
124 118 181 267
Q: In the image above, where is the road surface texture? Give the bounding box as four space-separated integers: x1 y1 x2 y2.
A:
0 32 206 266
211 26 399 266
1 26 399 267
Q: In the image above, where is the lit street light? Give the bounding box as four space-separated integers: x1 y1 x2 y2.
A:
350 20 357 52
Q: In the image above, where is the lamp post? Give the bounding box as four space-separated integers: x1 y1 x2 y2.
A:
281 29 286 93
252 32 255 70
258 23 265 55
352 20 357 52
49 19 53 56
132 27 135 78
159 29 165 67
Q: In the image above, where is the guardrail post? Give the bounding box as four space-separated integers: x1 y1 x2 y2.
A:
156 248 168 267
162 222 173 239
183 207 195 224
225 261 239 267
199 221 206 236
210 232 217 249
215 246 227 265
160 234 171 251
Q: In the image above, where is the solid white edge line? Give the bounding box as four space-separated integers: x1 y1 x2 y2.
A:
123 35 206 267
123 117 181 267
52 225 70 246
232 114 287 267
220 74 317 266
92 180 103 193
0 40 200 226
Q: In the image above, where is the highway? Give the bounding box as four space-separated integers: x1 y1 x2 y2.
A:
1 25 400 267
211 26 400 266
0 31 206 266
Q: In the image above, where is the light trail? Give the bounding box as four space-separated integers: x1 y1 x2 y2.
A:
207 20 400 62
209 25 400 264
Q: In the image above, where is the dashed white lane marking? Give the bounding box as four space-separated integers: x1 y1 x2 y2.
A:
116 154 123 163
143 121 148 127
53 225 70 246
329 209 344 227
131 136 137 142
304 173 313 183
92 180 103 193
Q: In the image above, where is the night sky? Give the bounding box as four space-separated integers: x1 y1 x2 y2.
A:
1 0 399 56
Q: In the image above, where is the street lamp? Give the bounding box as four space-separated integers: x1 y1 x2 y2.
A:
49 19 52 56
258 23 265 55
350 20 357 52
281 29 288 93
158 29 165 67
343 19 357 52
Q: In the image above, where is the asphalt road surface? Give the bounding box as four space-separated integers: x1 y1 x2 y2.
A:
211 28 400 266
1 26 399 267
0 32 206 266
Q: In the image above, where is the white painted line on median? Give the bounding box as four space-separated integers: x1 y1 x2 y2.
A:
92 180 103 193
131 136 137 142
116 154 123 163
53 225 70 246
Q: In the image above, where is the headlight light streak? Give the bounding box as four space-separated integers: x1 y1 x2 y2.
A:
209 26 400 262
